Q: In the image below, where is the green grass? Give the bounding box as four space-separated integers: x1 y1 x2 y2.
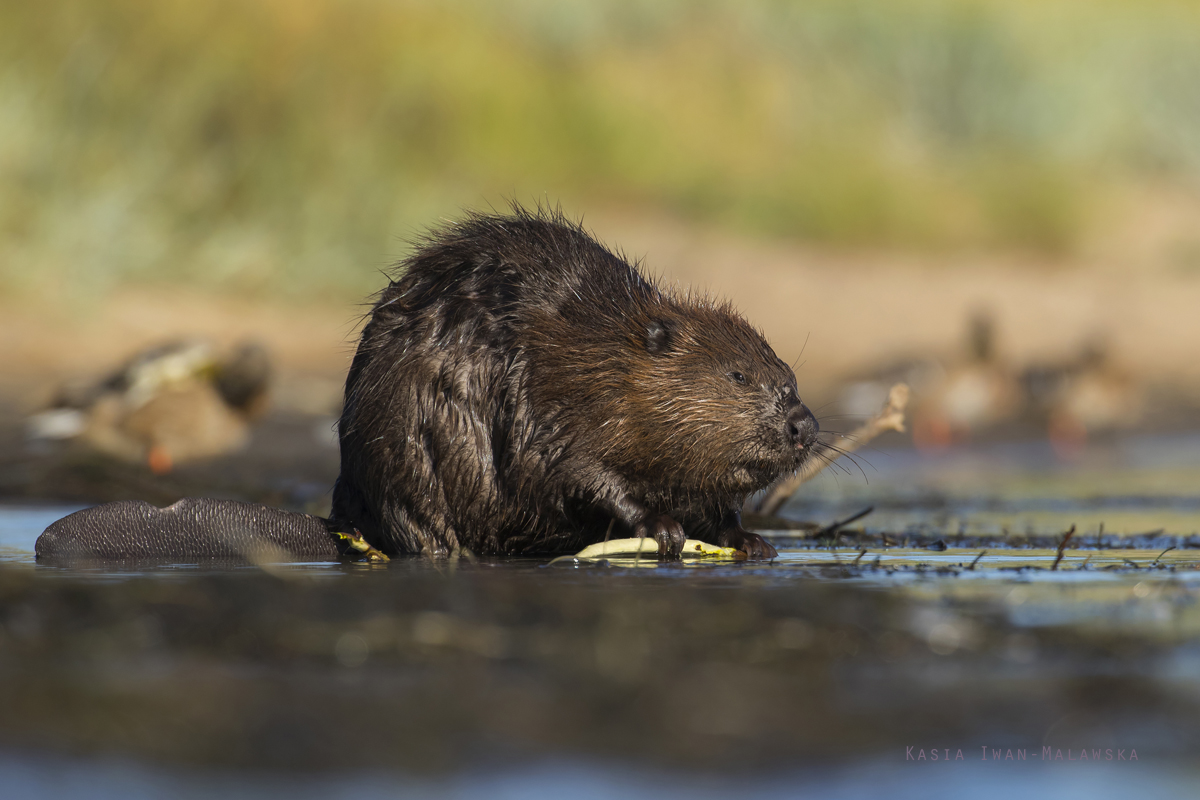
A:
2 0 1200 298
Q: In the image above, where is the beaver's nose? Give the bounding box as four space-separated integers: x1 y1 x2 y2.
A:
786 402 819 449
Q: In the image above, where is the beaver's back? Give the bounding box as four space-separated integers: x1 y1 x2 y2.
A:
333 210 654 555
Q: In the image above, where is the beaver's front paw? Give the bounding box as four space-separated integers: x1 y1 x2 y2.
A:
635 514 686 559
717 527 778 560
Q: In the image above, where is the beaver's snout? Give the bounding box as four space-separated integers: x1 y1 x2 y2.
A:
786 400 819 450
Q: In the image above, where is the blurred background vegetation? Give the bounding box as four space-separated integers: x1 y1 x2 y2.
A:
3 0 1200 300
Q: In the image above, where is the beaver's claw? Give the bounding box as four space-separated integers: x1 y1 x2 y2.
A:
634 513 686 559
717 527 778 560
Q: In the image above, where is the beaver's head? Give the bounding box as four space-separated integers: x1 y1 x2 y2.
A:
524 272 817 497
614 299 817 494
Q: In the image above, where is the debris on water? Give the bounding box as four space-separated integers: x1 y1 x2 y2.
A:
754 527 1200 554
813 505 875 540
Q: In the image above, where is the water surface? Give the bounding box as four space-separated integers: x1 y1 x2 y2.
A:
2 433 1199 796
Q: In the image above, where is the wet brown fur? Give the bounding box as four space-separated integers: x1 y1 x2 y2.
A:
331 206 818 558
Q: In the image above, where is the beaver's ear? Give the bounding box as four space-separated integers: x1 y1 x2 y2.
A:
645 320 674 355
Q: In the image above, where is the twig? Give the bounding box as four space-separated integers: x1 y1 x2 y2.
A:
1153 546 1177 566
812 506 875 542
1051 524 1076 571
757 383 909 515
968 550 987 571
853 548 868 566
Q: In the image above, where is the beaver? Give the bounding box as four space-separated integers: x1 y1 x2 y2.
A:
37 207 817 562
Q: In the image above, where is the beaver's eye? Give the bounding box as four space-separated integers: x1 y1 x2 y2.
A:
730 371 747 385
646 320 673 355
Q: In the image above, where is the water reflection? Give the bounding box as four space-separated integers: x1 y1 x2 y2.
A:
0 754 1192 800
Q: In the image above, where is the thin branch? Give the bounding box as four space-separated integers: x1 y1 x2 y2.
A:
1051 524 1076 571
812 505 875 542
1153 545 1176 566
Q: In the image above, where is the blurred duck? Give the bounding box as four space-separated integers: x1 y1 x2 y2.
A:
1022 338 1143 459
26 340 272 473
838 312 1020 451
909 312 1020 450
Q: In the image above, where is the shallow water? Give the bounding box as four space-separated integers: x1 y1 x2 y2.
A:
3 432 1199 796
0 505 82 565
0 752 1191 800
786 431 1200 538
